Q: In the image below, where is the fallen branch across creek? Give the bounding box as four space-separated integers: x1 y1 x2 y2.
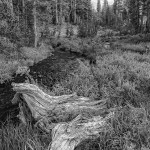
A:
12 83 114 150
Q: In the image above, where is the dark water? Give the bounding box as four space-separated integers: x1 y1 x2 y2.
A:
0 75 25 125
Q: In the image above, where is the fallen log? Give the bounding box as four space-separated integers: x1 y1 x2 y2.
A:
12 83 114 150
50 113 113 150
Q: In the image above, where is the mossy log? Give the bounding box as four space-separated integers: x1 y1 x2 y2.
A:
12 83 114 150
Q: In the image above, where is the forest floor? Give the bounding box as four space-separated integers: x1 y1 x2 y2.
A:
1 28 150 149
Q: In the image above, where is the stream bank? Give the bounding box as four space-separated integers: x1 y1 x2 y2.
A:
0 44 94 126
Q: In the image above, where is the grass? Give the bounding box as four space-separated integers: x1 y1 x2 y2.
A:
123 33 150 43
118 43 150 54
0 122 51 150
0 59 19 83
50 50 150 149
1 33 150 149
19 43 52 63
51 59 99 99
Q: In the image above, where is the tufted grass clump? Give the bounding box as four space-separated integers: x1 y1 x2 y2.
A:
51 51 150 108
19 44 53 64
51 59 99 99
93 52 150 107
0 60 19 83
96 105 150 150
0 122 51 150
0 42 52 83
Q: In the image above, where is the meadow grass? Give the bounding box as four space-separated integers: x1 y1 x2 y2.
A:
0 122 51 150
1 37 150 149
51 51 150 150
2 49 150 149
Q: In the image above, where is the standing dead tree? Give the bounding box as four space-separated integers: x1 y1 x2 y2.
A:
12 83 114 150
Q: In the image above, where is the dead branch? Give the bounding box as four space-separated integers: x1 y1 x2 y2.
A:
12 83 114 150
50 113 113 150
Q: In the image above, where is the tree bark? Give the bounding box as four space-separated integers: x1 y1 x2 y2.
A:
74 0 77 24
146 1 150 33
22 0 25 14
55 0 58 24
33 0 38 48
60 0 63 25
9 0 14 18
50 113 113 150
12 83 114 150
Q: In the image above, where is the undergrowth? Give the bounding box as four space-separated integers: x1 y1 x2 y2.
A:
0 37 53 84
51 51 150 149
1 35 150 149
0 122 51 150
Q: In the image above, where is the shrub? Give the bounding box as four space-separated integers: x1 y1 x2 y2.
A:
124 34 150 44
0 60 19 83
50 38 81 53
97 105 150 150
19 44 52 64
120 43 148 54
78 20 98 38
0 42 52 83
0 36 16 49
0 59 33 84
94 52 150 107
66 24 74 37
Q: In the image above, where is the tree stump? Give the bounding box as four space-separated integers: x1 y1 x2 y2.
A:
12 83 114 150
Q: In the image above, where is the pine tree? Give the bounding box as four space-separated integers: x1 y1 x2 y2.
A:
129 0 140 33
102 0 109 25
97 0 101 13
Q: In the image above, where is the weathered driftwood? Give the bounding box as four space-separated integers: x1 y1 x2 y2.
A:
12 83 114 150
50 113 113 150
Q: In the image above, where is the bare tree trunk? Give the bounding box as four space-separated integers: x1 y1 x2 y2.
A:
55 0 58 24
57 0 63 38
60 0 63 25
141 10 143 33
77 15 81 24
70 0 73 22
12 83 114 150
33 0 38 48
21 0 26 37
9 0 14 18
147 2 150 33
22 0 25 14
74 0 77 24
